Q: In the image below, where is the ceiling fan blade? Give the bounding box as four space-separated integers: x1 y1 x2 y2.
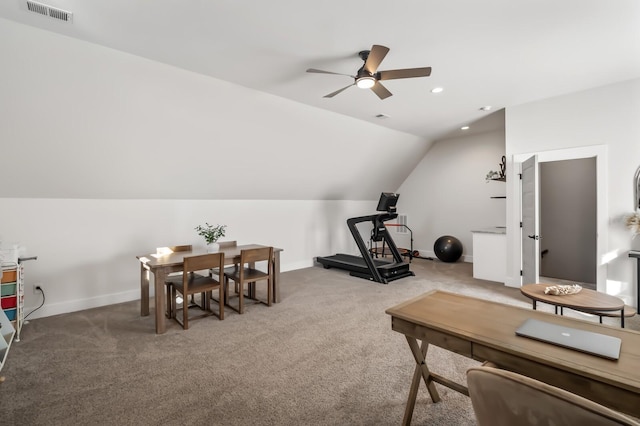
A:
306 68 355 78
323 83 355 98
378 67 432 80
371 81 392 100
363 45 390 74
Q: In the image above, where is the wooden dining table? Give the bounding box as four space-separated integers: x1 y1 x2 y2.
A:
136 244 282 334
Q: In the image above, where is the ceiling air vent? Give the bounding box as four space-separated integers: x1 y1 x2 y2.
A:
26 1 73 22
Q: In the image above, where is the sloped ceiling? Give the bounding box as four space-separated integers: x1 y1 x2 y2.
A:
0 1 639 201
1 0 639 140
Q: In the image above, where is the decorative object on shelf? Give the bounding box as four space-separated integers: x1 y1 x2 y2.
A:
544 284 582 295
485 155 507 182
625 212 640 239
194 223 227 252
485 170 501 181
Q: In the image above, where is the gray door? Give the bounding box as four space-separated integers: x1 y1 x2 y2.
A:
522 155 539 285
539 158 597 284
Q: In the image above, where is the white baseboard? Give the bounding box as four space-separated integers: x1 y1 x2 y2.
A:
504 275 521 288
415 248 472 263
24 289 140 321
22 259 317 320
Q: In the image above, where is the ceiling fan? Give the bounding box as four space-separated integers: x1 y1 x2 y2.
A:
306 45 432 100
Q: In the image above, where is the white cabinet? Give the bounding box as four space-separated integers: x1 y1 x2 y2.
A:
472 229 506 283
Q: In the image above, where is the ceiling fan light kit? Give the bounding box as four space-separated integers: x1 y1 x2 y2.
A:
306 44 432 100
356 76 375 89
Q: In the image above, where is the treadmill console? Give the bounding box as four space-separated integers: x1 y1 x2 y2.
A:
376 192 399 213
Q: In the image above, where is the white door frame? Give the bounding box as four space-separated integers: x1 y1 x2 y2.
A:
508 145 608 290
521 155 539 286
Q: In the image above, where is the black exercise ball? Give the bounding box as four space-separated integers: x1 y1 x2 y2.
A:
433 236 463 262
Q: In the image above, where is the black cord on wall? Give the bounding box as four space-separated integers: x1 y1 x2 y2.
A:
24 286 45 321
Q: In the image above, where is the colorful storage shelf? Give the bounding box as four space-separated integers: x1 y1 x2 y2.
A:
1 295 17 309
1 282 16 296
1 251 35 378
1 264 21 340
1 264 20 379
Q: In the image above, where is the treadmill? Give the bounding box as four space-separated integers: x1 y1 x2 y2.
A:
317 192 415 284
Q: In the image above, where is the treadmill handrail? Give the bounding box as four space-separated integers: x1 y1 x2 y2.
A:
346 213 406 283
347 215 384 283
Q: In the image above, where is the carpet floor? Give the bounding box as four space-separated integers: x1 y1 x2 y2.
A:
1 259 638 425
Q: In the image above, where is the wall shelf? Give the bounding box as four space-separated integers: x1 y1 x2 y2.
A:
489 168 506 199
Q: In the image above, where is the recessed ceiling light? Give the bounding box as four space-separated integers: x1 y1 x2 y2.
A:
461 126 470 130
431 87 444 93
480 106 492 111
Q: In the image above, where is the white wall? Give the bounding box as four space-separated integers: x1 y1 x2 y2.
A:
505 78 640 306
396 125 506 261
0 19 434 319
0 198 375 319
0 18 430 201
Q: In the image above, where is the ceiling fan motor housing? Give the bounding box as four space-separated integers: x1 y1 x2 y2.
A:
358 50 371 61
356 67 374 79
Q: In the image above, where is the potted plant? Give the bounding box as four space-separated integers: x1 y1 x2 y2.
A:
195 223 227 252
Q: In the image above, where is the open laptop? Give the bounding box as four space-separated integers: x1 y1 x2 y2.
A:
515 318 621 360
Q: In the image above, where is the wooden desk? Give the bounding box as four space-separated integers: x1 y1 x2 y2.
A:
137 244 282 334
521 283 626 327
386 290 640 425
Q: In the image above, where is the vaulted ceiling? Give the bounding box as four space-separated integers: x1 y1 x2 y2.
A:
1 0 639 141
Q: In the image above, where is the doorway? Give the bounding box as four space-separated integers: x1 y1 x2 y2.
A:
539 158 597 288
514 145 607 291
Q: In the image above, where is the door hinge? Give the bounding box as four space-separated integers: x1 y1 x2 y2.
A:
520 221 523 228
519 173 522 180
520 270 523 276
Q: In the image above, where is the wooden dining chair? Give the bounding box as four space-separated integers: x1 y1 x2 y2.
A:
208 240 238 302
170 253 225 329
467 363 640 426
208 240 237 277
161 245 201 318
218 241 237 249
223 246 273 314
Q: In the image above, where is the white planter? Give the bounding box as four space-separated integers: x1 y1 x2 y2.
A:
206 243 220 253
